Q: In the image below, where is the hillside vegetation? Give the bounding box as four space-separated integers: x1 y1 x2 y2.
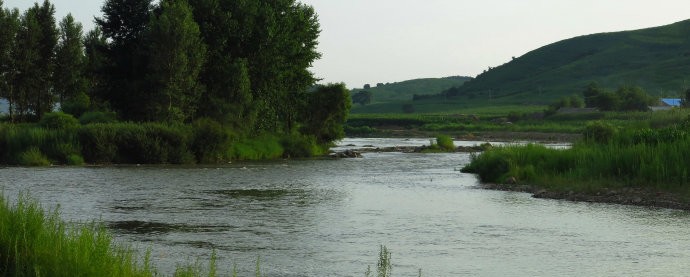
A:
350 76 470 113
443 19 690 104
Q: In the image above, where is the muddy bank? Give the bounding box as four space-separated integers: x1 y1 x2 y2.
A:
353 128 580 143
330 144 488 158
482 183 690 211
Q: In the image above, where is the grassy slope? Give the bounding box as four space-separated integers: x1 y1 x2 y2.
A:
351 76 470 113
453 19 690 104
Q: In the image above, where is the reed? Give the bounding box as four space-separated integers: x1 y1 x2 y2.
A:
463 124 690 191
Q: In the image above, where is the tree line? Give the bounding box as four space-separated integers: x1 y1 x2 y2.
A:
0 0 350 143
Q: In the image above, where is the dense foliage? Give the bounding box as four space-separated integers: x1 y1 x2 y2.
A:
0 0 351 162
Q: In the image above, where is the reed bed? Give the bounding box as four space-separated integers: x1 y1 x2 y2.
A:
463 124 690 192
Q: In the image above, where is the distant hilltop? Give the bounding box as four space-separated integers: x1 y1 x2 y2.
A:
446 19 690 104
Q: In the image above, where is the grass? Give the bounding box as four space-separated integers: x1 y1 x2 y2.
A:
0 193 158 277
0 120 328 166
346 108 690 138
462 122 690 194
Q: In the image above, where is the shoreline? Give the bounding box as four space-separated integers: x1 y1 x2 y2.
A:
351 129 581 144
481 183 690 211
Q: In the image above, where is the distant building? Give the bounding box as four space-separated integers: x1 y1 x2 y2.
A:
660 98 682 107
649 98 682 111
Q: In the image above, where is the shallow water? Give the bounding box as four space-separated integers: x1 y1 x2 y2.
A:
2 138 689 276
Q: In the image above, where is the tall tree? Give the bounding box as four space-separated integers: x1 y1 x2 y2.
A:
146 0 206 122
188 0 320 133
13 4 55 121
302 83 352 143
95 0 153 120
0 3 20 121
83 27 108 109
188 0 255 127
54 13 87 115
31 0 58 119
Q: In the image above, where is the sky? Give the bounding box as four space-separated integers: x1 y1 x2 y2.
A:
4 0 690 88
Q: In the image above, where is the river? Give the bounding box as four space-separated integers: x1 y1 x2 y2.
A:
2 138 690 276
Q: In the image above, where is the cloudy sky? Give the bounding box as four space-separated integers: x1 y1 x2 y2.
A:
4 0 690 88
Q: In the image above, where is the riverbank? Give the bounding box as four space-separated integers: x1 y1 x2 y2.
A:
462 123 690 211
481 183 690 211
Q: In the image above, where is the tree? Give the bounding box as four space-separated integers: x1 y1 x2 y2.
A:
188 0 321 133
616 86 653 111
302 83 351 143
13 1 57 121
0 3 20 120
95 0 153 120
352 90 372 105
31 0 58 119
146 0 206 122
83 27 108 109
583 82 602 108
188 0 252 126
363 84 371 89
54 14 88 116
595 92 620 111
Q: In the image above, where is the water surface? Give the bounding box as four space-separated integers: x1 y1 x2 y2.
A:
2 138 689 276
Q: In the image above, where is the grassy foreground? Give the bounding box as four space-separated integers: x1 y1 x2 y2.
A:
462 120 690 205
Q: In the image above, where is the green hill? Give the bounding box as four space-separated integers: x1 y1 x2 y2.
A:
350 76 470 113
448 19 690 104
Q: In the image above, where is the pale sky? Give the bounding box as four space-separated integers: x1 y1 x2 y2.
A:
4 0 690 88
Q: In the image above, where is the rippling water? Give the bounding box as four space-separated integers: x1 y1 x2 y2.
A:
2 138 690 276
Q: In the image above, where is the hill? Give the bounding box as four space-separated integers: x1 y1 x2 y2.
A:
350 76 471 113
442 19 690 104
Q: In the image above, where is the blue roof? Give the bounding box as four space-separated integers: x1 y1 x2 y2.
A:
661 98 681 107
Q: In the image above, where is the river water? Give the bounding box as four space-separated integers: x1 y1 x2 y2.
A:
2 138 690 276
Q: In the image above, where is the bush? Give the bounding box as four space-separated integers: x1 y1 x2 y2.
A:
79 111 118 125
39 112 79 130
436 135 455 151
66 154 85 166
61 92 91 117
191 118 230 163
281 134 322 158
17 148 51 167
78 124 118 163
583 121 616 143
462 150 510 183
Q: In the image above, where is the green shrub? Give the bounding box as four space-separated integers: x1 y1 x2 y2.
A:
61 92 91 117
66 154 85 166
18 148 51 166
436 135 455 151
280 134 322 158
78 124 118 163
192 118 230 163
583 121 616 143
79 111 118 125
39 112 80 130
462 150 510 183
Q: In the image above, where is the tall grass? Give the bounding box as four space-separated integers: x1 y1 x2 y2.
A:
463 124 690 191
0 194 157 277
1 120 327 166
